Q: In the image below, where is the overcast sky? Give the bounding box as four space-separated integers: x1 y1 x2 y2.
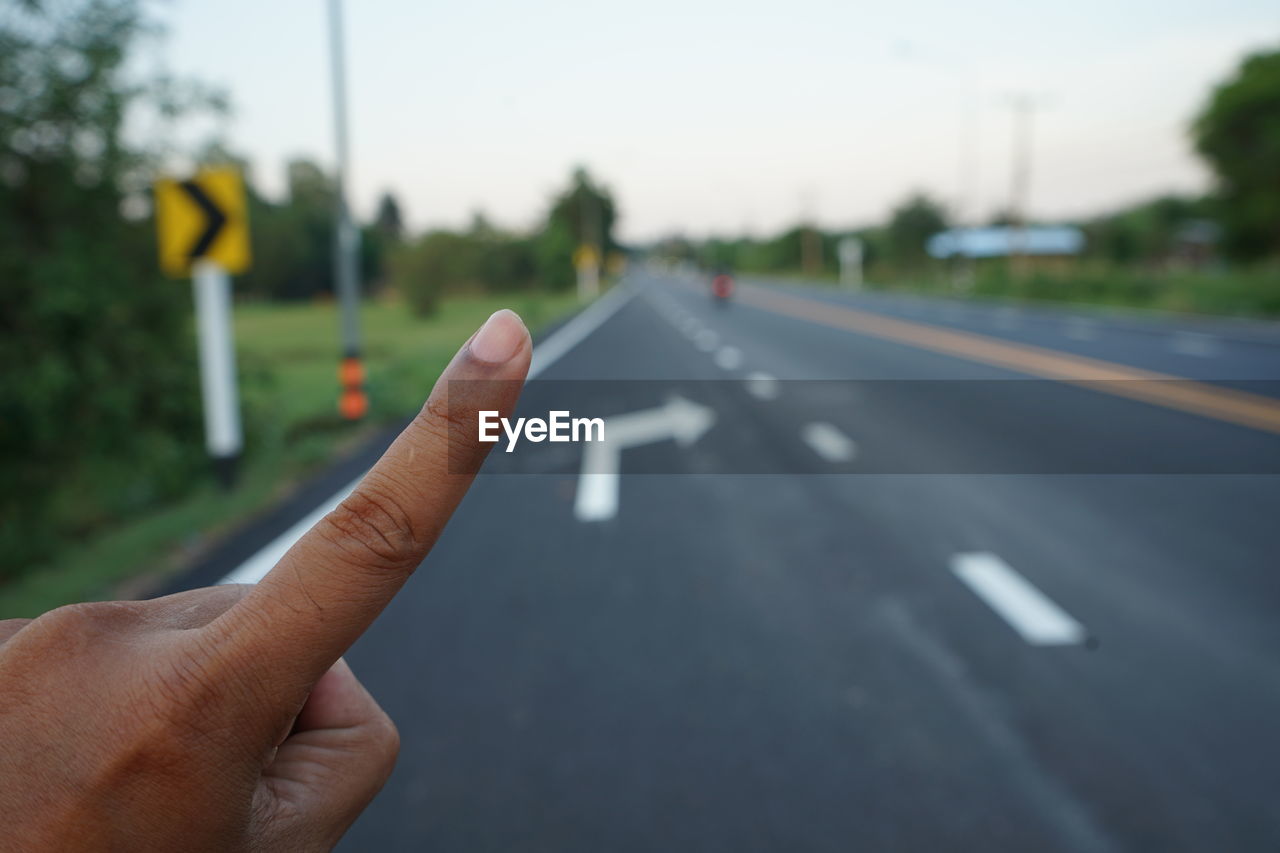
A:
149 0 1278 241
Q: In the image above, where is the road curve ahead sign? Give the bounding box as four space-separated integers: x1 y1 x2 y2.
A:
155 167 251 278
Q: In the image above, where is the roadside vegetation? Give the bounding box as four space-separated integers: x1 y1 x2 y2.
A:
0 292 577 619
867 263 1280 318
1 1 608 610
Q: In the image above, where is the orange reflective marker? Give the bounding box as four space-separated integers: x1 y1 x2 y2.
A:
339 356 367 420
339 357 365 388
340 388 368 420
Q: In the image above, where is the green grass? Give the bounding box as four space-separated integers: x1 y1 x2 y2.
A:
771 263 1280 319
0 290 578 619
742 260 1278 318
956 265 1280 317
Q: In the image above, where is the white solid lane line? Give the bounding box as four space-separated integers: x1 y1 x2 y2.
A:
745 372 780 400
714 345 743 370
801 422 857 463
221 283 638 584
528 282 637 378
950 552 1086 646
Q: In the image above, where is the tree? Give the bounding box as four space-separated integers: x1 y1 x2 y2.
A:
1082 195 1211 266
237 158 335 300
374 192 405 243
0 0 214 578
886 193 948 268
1193 47 1280 260
537 166 619 290
390 213 540 315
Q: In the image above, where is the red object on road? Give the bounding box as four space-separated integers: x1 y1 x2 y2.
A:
712 274 734 299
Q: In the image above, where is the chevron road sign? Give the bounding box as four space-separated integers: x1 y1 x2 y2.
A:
154 167 251 279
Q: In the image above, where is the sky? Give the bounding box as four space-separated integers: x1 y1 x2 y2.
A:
148 0 1278 242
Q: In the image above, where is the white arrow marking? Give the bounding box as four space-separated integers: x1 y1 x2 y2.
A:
574 396 716 522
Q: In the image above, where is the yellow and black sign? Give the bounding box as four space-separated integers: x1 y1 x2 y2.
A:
573 243 600 271
155 167 251 278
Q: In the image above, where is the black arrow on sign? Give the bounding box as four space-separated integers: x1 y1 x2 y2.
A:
180 179 227 260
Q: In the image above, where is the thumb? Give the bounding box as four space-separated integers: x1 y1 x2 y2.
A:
253 658 398 849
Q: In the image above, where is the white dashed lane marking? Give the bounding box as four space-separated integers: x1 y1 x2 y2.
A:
745 372 780 400
801 422 857 462
950 552 1086 646
714 346 743 370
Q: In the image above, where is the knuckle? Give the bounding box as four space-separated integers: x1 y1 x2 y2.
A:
320 484 424 571
24 601 139 644
421 395 488 473
421 393 474 438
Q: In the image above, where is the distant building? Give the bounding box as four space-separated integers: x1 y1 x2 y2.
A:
928 226 1085 273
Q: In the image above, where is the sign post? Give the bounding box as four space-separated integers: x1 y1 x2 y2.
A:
155 166 251 488
838 236 863 289
574 244 600 302
191 260 242 487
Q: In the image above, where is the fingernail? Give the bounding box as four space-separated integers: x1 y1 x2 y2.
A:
468 309 527 365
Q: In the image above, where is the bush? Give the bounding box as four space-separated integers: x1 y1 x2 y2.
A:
0 1 210 582
391 229 547 316
962 263 1280 317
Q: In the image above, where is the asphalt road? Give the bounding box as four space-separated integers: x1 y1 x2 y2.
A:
189 272 1280 851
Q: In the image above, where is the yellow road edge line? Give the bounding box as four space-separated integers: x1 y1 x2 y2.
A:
740 287 1280 437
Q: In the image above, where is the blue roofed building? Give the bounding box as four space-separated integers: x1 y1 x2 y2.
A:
927 225 1086 273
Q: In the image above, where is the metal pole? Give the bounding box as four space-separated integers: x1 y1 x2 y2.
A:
192 260 242 487
1008 94 1033 277
329 0 366 418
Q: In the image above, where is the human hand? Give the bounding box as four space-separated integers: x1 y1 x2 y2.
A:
0 309 531 851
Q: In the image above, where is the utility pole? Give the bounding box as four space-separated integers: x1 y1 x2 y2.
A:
957 95 980 229
328 0 366 420
1007 93 1037 279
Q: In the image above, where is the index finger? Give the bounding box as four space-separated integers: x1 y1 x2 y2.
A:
207 309 531 692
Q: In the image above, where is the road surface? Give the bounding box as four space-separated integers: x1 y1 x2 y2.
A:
183 272 1280 851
